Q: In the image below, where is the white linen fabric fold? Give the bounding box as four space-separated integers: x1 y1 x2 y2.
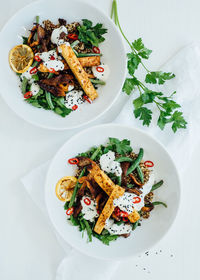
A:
21 43 200 279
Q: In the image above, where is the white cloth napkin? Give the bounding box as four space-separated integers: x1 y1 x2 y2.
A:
21 42 200 279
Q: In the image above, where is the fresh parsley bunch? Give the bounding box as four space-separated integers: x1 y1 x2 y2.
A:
111 0 187 132
78 19 107 47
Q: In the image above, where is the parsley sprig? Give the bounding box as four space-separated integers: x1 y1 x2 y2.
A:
111 0 187 132
78 19 107 48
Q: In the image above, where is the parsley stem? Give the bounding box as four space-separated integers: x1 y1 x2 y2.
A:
137 85 142 96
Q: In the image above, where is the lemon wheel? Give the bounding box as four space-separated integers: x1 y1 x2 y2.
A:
9 44 34 73
55 176 77 202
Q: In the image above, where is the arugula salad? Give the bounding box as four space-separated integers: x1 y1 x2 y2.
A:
9 17 108 117
55 138 167 245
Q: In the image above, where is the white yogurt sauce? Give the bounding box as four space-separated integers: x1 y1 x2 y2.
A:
43 59 64 71
65 90 84 109
30 82 40 95
105 218 132 235
99 151 122 177
68 84 74 92
36 50 58 61
114 172 155 212
92 64 110 82
21 66 36 82
51 26 68 46
81 196 99 222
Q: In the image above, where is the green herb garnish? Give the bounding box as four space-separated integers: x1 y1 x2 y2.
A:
111 0 187 133
152 201 167 208
106 137 132 155
78 19 107 47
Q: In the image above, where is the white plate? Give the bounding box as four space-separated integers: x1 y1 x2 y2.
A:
45 124 181 260
0 0 126 130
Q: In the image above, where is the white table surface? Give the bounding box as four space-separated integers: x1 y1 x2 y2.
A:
1 0 200 279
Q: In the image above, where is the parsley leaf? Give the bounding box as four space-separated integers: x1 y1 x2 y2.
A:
107 137 132 155
145 71 175 85
127 53 141 75
170 111 187 133
134 107 152 126
132 38 152 59
78 19 107 47
122 77 139 95
93 232 118 245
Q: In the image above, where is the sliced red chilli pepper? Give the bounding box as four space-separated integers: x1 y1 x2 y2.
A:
68 158 79 165
24 91 33 99
72 105 78 111
34 55 41 62
83 197 91 206
92 46 100 54
120 211 129 218
83 95 91 104
122 217 129 222
133 196 141 204
96 66 104 73
50 55 55 60
114 206 121 216
49 68 55 73
30 66 38 74
66 207 74 216
67 33 78 40
144 160 154 168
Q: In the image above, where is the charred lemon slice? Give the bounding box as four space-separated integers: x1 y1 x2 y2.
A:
55 176 77 202
9 44 34 73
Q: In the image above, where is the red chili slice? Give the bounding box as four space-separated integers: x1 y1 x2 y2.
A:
34 55 41 62
96 66 104 73
92 46 100 54
83 197 91 206
50 55 55 60
114 207 121 216
120 211 129 218
30 66 38 74
133 197 141 204
24 91 33 99
67 33 78 40
122 217 129 222
144 160 154 168
72 105 78 111
66 207 74 216
68 158 79 165
83 95 91 104
49 68 55 73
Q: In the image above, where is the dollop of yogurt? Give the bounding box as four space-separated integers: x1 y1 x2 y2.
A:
51 26 68 46
92 64 110 82
81 196 99 222
65 90 84 109
21 66 36 82
105 218 132 235
43 60 64 71
30 82 40 95
36 50 58 61
99 151 122 176
114 172 155 212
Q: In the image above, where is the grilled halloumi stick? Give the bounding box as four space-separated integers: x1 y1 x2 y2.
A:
94 185 125 234
59 44 98 101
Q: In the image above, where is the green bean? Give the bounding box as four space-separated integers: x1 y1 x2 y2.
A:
21 77 28 94
136 165 144 183
132 220 139 231
73 49 79 56
152 201 167 208
76 53 102 58
45 91 54 110
71 40 79 48
69 168 85 208
36 15 39 24
83 220 92 242
32 61 39 67
151 180 164 192
47 72 54 79
115 156 133 163
117 176 121 186
90 146 101 160
90 78 106 85
32 74 39 81
127 148 144 175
